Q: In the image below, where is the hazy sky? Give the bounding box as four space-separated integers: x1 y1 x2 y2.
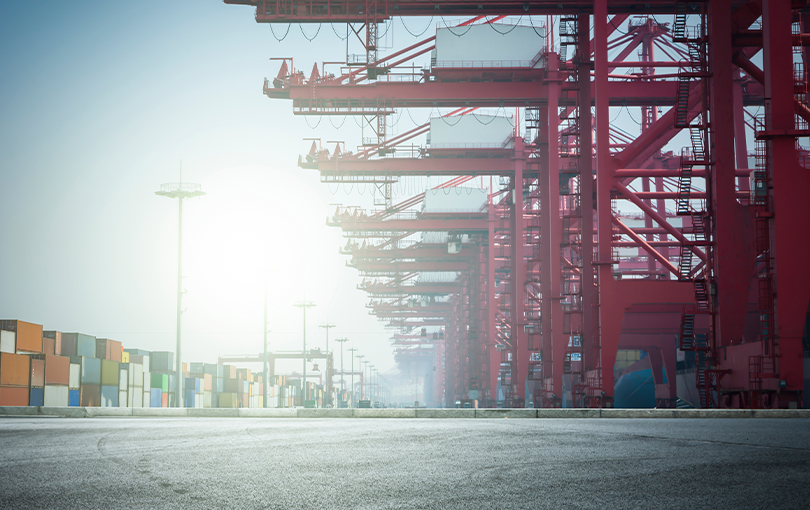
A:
0 1 407 376
0 3 745 380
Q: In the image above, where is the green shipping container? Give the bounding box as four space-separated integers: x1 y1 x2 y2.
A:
218 393 238 408
101 360 119 386
150 373 169 392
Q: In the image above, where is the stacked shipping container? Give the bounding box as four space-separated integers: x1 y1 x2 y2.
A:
1 319 345 409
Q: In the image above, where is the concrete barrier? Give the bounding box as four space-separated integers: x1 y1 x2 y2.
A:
0 406 39 416
536 409 601 418
298 409 353 418
602 409 677 418
187 408 239 418
132 408 188 417
239 408 297 418
415 409 476 418
475 409 536 419
673 409 754 418
39 406 88 418
354 408 416 418
86 407 133 417
751 409 810 418
1 406 808 418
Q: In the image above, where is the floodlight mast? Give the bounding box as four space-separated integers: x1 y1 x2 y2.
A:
155 177 205 408
294 302 316 406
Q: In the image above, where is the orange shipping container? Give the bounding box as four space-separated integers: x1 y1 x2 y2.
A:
0 353 30 387
109 340 122 362
0 386 29 406
44 355 70 386
0 320 43 354
30 358 45 387
42 337 55 355
204 373 212 391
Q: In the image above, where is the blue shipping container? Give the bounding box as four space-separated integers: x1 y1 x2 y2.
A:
216 377 224 393
150 388 162 408
81 357 102 385
101 385 118 407
77 336 96 357
29 387 44 407
184 389 195 408
68 389 80 407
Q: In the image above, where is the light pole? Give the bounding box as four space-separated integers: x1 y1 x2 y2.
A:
294 301 315 406
356 354 365 400
319 323 336 407
348 348 358 405
263 278 271 408
362 361 369 401
155 172 205 408
370 365 375 403
335 338 348 395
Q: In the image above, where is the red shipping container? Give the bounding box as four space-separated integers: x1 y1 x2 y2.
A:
30 358 45 387
43 331 62 356
80 385 100 407
44 355 70 386
42 337 55 356
0 353 30 387
0 386 29 406
161 393 169 407
0 320 42 354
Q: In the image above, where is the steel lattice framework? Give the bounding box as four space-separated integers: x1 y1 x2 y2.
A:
227 0 809 409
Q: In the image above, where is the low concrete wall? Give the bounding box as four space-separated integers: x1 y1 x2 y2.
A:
0 406 808 419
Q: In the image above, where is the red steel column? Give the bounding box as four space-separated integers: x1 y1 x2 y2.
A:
763 0 807 404
488 204 500 404
577 13 598 383
710 0 756 349
546 54 566 405
510 138 529 404
594 0 618 404
732 68 750 194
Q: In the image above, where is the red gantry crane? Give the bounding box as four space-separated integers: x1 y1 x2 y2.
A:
226 0 809 410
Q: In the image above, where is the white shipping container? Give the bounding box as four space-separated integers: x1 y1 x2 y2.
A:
119 369 128 390
118 390 127 407
434 24 544 66
195 393 203 408
203 391 212 408
68 364 81 390
43 385 69 407
132 389 143 407
0 330 15 354
142 391 150 408
133 363 143 387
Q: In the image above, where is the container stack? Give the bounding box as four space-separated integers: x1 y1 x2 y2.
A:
29 356 45 406
1 318 333 410
219 364 238 408
0 352 30 406
125 350 151 407
125 358 144 407
150 351 175 407
76 356 102 406
43 354 70 406
68 358 81 406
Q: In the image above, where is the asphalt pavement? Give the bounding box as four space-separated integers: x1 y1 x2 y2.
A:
0 417 808 509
